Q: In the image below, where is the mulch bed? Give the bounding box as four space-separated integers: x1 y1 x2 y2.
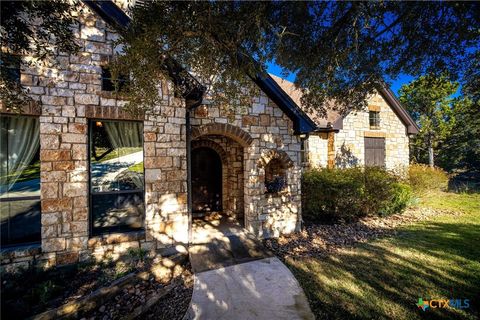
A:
142 266 194 320
2 260 134 319
80 262 194 320
1 255 190 320
264 206 460 259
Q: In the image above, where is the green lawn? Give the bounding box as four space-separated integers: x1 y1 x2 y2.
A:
128 161 144 173
0 161 40 184
91 147 142 163
287 191 480 319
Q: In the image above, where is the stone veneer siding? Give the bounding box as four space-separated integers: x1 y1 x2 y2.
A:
1 3 303 271
307 93 410 171
1 4 187 272
191 100 303 238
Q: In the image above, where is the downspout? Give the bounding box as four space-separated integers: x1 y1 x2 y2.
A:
185 99 202 247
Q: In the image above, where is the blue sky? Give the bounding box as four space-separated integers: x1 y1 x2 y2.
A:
267 63 419 97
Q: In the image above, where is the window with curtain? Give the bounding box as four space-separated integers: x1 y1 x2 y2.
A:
89 120 144 235
0 115 41 247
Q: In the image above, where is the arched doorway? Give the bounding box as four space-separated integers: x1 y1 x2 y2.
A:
191 147 222 215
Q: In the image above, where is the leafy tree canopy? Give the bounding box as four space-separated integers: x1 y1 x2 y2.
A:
0 0 79 109
1 1 479 116
400 75 474 170
115 1 479 114
437 97 480 173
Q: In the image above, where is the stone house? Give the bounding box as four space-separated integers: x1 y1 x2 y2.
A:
271 75 419 171
0 0 416 272
0 0 317 271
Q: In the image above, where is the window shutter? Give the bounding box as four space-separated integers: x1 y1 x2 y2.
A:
365 137 385 167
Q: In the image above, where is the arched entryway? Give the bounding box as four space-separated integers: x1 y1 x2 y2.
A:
191 147 223 215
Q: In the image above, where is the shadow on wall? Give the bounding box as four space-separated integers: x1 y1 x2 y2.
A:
335 143 359 168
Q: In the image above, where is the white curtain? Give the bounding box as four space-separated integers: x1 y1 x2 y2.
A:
103 121 142 149
103 121 143 189
0 116 40 196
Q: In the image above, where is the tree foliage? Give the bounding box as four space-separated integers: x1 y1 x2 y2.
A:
114 1 479 114
0 0 79 110
400 74 480 173
0 1 479 116
399 75 458 167
437 98 480 172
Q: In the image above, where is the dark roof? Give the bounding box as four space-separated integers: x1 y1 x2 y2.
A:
251 74 317 134
377 86 419 134
270 74 419 135
81 0 316 134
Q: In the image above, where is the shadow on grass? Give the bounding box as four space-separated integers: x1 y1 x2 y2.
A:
448 171 480 194
272 221 479 320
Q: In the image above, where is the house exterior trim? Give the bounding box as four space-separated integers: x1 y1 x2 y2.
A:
378 86 419 134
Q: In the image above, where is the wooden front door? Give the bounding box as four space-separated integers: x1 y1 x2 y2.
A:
365 137 385 167
192 147 222 214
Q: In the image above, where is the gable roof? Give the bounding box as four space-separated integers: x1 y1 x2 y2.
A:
251 74 317 134
81 0 317 134
377 86 419 134
270 74 419 134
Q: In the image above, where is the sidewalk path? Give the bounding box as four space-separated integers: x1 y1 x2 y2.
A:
186 216 314 320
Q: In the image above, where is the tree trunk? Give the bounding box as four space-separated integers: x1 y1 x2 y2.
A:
428 135 434 167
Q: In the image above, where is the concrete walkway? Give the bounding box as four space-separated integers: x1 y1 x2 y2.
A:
186 215 314 320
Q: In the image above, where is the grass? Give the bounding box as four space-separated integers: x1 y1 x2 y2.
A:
286 191 480 319
0 161 40 184
91 147 142 163
128 161 144 173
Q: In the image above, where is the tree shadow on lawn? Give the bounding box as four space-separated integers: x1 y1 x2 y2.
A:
276 221 479 320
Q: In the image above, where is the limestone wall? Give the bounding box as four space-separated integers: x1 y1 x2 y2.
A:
1 4 187 271
307 93 410 171
1 2 303 271
191 97 303 238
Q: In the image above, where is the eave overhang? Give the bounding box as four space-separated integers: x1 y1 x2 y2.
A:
378 86 419 135
251 73 318 134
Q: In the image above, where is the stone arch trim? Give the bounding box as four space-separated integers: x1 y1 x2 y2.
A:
191 139 228 164
191 123 253 147
258 149 295 168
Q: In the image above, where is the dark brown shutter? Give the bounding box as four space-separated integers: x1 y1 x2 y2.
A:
365 137 385 167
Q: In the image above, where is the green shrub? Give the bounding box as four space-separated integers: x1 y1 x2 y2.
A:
302 167 412 223
382 182 414 216
408 164 449 194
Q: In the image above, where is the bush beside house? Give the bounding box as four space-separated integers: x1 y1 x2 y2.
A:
408 163 449 194
302 167 413 223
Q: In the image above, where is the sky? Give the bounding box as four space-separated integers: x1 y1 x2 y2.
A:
267 62 431 98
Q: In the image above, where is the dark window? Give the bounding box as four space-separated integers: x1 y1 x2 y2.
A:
1 116 41 247
369 111 380 129
264 158 287 194
0 54 21 83
89 120 144 235
101 67 128 92
365 137 385 167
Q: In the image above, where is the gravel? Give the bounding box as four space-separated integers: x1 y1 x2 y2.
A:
264 206 459 259
79 262 193 320
142 267 194 320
